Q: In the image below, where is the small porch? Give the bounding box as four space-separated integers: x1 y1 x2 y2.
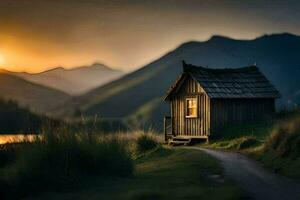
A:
164 116 209 145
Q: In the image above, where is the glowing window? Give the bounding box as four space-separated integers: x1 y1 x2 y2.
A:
186 98 197 118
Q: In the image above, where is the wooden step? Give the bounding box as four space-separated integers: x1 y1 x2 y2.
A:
168 138 191 146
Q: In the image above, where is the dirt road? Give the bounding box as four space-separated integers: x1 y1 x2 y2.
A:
188 147 300 200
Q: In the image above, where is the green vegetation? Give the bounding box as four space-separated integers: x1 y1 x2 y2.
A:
205 120 271 151
136 133 159 153
0 98 129 134
0 129 133 199
264 116 300 157
0 129 244 200
0 99 55 134
206 110 300 178
209 136 261 151
254 116 300 177
26 148 244 200
72 116 128 133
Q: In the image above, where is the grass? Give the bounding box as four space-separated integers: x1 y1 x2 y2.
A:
0 129 245 200
264 117 300 157
252 116 300 178
209 136 261 151
27 148 245 200
135 133 159 153
0 128 133 199
204 121 269 151
205 110 300 179
253 151 300 178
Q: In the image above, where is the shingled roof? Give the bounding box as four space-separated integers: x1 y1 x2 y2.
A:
165 62 281 100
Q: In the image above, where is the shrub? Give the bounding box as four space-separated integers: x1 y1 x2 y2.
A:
264 117 300 158
238 137 260 150
211 136 260 150
3 128 133 198
136 133 159 153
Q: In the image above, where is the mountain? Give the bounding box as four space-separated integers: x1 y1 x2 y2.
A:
0 72 71 114
58 33 300 130
11 63 124 95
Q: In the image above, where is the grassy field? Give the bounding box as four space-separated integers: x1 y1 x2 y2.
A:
0 130 245 200
25 148 245 200
0 129 134 199
6 109 299 199
204 110 300 179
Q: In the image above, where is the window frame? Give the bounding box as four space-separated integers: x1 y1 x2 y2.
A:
185 97 198 118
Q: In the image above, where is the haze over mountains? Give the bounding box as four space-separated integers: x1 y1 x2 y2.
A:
1 33 299 131
57 33 300 130
11 63 124 95
0 72 70 114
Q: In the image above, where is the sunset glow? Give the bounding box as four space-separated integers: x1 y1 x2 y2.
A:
0 53 5 66
0 0 300 73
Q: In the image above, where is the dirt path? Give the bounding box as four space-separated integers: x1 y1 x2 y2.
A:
187 147 300 200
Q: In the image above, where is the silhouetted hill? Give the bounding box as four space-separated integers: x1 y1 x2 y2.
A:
59 33 300 130
12 63 124 95
0 99 47 133
0 72 70 114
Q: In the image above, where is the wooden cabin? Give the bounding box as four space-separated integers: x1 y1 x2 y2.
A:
164 61 280 143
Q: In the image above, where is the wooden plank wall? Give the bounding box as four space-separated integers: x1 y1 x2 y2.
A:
210 98 275 135
171 77 210 136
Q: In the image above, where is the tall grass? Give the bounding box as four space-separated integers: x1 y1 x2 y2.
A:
210 136 260 150
136 132 160 153
264 117 300 158
254 115 300 178
1 127 134 199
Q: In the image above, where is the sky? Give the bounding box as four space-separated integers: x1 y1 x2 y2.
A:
0 0 300 73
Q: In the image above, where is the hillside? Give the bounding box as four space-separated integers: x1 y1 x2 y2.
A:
12 63 124 95
0 72 70 114
0 99 47 133
59 33 300 130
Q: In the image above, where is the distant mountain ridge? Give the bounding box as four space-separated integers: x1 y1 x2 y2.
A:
0 72 70 114
9 63 124 95
56 33 300 130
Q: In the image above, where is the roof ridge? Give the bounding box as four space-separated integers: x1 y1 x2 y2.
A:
183 62 258 73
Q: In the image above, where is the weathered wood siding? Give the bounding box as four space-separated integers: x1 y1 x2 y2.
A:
210 98 275 135
170 77 210 136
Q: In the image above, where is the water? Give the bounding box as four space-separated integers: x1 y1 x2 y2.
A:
0 134 37 144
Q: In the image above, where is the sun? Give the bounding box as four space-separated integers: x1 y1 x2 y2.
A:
0 54 5 66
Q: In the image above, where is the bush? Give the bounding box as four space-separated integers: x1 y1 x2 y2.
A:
211 136 260 150
3 128 133 199
136 133 159 153
238 137 260 150
264 117 300 158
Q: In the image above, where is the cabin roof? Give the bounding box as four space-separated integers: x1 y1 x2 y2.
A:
165 62 281 100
